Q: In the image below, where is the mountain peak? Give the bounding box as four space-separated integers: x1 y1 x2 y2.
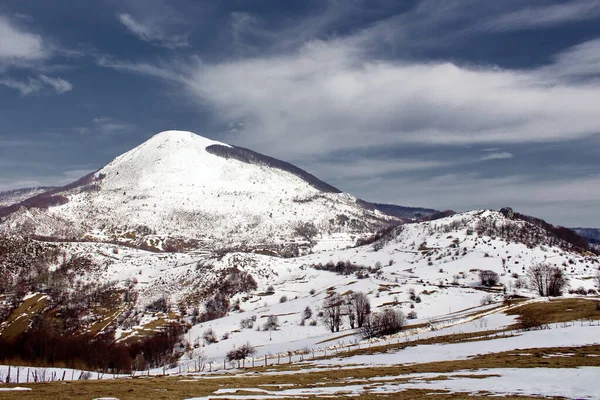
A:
146 130 228 149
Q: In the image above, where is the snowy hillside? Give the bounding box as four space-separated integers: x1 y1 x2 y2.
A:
0 131 396 252
0 187 52 207
3 208 596 359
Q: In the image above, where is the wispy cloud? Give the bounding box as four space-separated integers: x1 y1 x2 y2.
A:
479 151 514 161
92 117 134 136
0 14 49 68
0 74 72 95
38 74 72 94
117 12 188 49
313 158 452 181
540 38 600 79
96 35 600 162
480 0 600 32
0 77 42 95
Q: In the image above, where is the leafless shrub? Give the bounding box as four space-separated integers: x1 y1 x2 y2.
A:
226 342 256 362
479 270 499 287
294 221 318 242
527 263 569 297
203 328 218 344
360 309 406 339
263 315 279 331
303 306 313 320
240 315 256 329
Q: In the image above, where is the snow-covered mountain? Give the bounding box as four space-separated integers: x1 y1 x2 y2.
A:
0 131 399 252
1 131 598 377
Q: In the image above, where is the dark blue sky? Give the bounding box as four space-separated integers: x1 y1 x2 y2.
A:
1 0 600 227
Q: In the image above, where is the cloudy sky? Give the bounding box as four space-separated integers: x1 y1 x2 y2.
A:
1 0 600 227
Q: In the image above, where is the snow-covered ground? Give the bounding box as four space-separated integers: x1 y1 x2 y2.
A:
184 367 600 400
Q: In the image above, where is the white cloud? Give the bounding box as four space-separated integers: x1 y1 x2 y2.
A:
0 75 72 95
0 77 42 95
96 36 600 162
0 14 48 66
183 40 600 159
480 0 600 32
313 158 452 181
117 12 188 48
38 74 72 94
92 117 133 135
479 152 514 161
540 38 600 79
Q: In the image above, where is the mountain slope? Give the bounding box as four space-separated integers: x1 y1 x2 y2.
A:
0 131 396 251
0 187 53 207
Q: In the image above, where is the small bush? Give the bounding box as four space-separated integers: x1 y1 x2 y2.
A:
263 315 279 331
226 342 256 362
203 328 218 344
309 288 316 295
360 309 406 339
480 294 494 305
146 296 169 313
408 288 416 301
303 306 313 319
407 311 418 319
279 295 288 303
266 285 275 294
240 316 256 329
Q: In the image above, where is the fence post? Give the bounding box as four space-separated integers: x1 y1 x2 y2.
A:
264 356 267 367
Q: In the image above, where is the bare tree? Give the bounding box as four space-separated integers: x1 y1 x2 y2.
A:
322 293 343 332
226 342 256 365
294 221 318 243
479 270 499 287
192 348 208 372
344 300 356 329
527 263 569 297
346 291 370 329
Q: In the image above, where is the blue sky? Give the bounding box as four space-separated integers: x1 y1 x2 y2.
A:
1 0 600 227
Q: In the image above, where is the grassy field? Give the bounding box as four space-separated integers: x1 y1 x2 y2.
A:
2 298 598 399
3 343 598 399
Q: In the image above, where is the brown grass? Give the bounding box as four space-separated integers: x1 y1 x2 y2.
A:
4 343 596 400
506 298 600 329
0 294 48 339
